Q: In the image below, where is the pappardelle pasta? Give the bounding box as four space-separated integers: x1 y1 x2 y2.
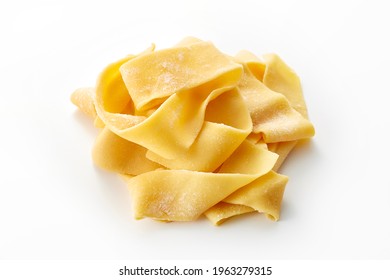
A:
71 37 315 225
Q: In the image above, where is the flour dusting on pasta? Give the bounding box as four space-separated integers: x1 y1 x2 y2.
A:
71 37 315 225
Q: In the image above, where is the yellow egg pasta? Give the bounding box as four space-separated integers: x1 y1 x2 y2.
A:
71 37 315 225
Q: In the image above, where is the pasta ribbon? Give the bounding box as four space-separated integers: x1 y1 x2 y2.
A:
124 140 277 221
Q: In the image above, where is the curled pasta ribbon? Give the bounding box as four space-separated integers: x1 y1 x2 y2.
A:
71 37 315 225
120 41 243 112
123 140 278 221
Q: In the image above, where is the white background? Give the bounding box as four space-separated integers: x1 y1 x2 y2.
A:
0 0 389 260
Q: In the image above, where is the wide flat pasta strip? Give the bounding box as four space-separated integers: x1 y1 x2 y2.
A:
124 171 257 221
261 53 313 171
237 63 314 143
120 41 243 111
262 53 314 171
262 54 308 118
124 141 278 222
